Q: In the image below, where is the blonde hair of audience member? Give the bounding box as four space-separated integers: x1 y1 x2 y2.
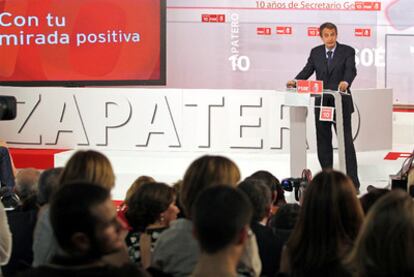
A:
281 169 364 276
59 150 115 191
124 175 155 204
348 190 414 277
180 155 241 219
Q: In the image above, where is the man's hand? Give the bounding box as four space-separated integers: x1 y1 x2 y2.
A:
286 80 296 88
338 81 349 92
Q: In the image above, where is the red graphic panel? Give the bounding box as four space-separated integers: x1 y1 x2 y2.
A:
355 1 381 11
257 27 271 35
201 14 225 23
307 27 320 36
384 152 412 160
0 0 164 84
355 28 372 37
319 107 334 122
276 26 292 35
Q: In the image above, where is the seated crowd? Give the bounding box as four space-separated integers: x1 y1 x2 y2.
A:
0 145 413 277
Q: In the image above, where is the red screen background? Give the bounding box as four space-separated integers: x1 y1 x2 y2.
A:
0 0 162 82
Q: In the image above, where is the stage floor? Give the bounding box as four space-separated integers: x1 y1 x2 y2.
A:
55 145 412 202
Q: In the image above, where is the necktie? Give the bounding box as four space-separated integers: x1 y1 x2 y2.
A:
327 50 333 69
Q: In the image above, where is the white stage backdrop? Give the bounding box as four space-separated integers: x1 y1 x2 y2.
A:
165 0 414 105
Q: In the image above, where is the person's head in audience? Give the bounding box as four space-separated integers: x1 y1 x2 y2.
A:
359 186 390 214
181 155 240 219
238 178 272 225
37 167 64 206
408 167 414 196
50 182 125 260
349 190 414 277
283 169 364 276
59 150 115 191
15 168 40 199
126 182 179 232
125 175 155 204
172 180 185 218
269 203 300 232
247 170 286 209
192 185 253 277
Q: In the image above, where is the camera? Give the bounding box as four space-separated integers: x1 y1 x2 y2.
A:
281 169 312 201
0 96 17 120
390 149 414 196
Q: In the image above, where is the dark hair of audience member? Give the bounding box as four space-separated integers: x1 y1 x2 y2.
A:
270 203 300 231
37 167 64 206
50 182 110 255
238 179 271 223
59 150 115 191
192 185 252 254
126 182 175 232
247 170 286 206
359 187 390 214
285 169 364 276
348 190 414 277
125 175 156 204
181 155 240 219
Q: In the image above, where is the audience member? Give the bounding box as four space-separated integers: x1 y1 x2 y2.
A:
14 168 40 211
269 204 300 244
246 170 286 213
118 176 156 228
238 179 284 277
33 150 115 266
125 182 179 268
408 167 414 196
37 167 64 207
152 155 247 276
2 205 37 277
0 202 12 266
0 139 16 190
172 180 185 219
192 186 253 277
125 176 156 204
359 186 390 214
279 169 363 277
20 182 149 277
348 190 414 277
2 168 40 276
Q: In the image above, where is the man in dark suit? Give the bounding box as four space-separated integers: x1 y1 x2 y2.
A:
287 22 360 190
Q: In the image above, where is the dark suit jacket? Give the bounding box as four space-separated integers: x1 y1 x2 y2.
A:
295 42 357 113
251 222 284 277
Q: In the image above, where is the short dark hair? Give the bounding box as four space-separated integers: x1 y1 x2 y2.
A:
359 187 390 214
246 170 285 205
270 203 300 230
193 185 252 254
319 22 337 37
37 167 64 205
238 179 271 222
50 182 110 253
126 182 174 232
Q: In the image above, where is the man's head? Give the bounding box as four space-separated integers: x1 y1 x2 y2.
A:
50 182 125 260
238 179 272 223
319 22 337 50
15 168 40 201
193 185 252 254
